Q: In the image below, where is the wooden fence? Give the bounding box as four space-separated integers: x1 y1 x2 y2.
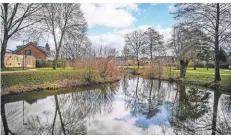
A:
4 54 36 68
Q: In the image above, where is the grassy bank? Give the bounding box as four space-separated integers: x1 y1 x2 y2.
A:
129 66 231 92
1 68 121 95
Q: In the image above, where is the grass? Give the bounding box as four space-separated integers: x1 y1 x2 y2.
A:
163 67 231 90
1 67 121 95
1 69 84 90
132 65 231 91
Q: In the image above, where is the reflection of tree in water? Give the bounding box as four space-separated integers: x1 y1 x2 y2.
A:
1 97 28 135
25 85 117 135
124 78 165 119
212 93 231 135
169 85 211 134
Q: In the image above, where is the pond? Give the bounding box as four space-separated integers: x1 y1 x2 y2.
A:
1 76 231 135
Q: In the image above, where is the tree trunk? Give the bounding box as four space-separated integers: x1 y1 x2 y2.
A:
1 39 8 68
1 4 9 69
180 60 189 77
214 3 221 82
137 57 140 70
193 62 196 70
211 91 221 135
206 60 209 70
53 49 60 70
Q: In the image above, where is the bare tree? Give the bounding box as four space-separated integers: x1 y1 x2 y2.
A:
122 45 130 66
168 23 210 77
41 3 87 70
61 34 91 61
144 27 164 64
172 3 231 82
125 29 147 69
0 3 43 68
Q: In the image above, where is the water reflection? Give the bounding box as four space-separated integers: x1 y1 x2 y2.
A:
1 78 231 135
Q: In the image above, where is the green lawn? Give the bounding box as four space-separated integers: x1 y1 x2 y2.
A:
161 67 231 90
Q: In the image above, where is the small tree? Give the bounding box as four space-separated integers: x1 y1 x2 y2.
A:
144 27 164 64
125 29 147 69
122 45 130 67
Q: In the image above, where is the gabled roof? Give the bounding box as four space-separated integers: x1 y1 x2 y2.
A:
13 42 49 56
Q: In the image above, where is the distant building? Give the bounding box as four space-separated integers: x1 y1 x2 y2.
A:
153 56 175 63
13 42 49 60
115 56 126 65
140 57 151 65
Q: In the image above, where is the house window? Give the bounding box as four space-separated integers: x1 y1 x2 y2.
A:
25 50 31 55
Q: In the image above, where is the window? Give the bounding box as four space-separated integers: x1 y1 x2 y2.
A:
25 50 31 55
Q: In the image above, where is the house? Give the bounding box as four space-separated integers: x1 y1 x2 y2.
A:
13 42 49 60
115 56 126 65
153 56 175 63
140 57 151 65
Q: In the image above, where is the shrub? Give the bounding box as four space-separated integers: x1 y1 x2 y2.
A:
36 60 51 68
207 62 214 68
81 69 100 83
196 62 205 68
73 58 122 79
143 64 161 78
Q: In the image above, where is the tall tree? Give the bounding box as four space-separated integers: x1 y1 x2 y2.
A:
172 3 231 82
168 23 210 77
144 27 164 64
41 3 87 70
125 29 147 69
0 3 43 68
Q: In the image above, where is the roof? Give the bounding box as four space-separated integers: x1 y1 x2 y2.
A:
6 49 13 53
13 42 49 56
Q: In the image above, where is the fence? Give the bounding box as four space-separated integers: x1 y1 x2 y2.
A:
4 54 36 68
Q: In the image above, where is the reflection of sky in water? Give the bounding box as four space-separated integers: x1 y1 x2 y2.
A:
135 104 172 129
1 78 231 135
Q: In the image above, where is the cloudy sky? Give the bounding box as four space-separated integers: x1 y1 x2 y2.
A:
8 3 176 54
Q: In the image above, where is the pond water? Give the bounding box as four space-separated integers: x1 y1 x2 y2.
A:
1 77 231 135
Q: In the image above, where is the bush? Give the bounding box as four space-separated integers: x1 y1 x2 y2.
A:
73 58 122 79
196 62 205 68
143 64 161 78
207 62 214 68
81 69 100 83
36 60 52 68
220 63 229 69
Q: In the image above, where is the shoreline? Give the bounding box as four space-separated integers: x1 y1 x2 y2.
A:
1 78 121 96
143 76 231 93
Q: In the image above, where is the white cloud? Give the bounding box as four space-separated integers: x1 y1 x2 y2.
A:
81 4 138 28
168 4 176 13
88 25 172 55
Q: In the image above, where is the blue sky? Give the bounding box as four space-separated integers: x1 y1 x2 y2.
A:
87 3 175 35
8 3 176 54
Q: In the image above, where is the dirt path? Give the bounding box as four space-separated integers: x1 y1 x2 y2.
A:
1 69 37 74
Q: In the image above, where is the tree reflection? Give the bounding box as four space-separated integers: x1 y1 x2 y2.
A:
125 78 165 119
169 85 211 134
1 102 15 135
25 84 117 135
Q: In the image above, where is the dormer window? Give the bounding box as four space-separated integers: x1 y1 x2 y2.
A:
25 50 31 55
